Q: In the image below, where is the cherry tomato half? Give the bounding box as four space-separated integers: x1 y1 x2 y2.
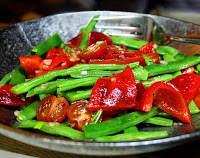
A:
37 95 69 123
80 41 107 62
67 99 92 131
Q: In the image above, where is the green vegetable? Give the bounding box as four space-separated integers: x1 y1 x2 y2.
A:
95 131 168 142
124 126 139 133
64 88 93 102
145 54 200 77
17 120 88 140
30 33 63 57
17 100 40 121
174 54 186 61
9 65 26 85
156 45 178 56
39 94 49 100
0 71 15 87
79 15 100 50
11 63 140 95
57 77 99 92
163 54 176 62
83 107 160 138
143 117 173 127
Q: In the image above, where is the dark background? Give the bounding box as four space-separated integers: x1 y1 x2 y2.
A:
0 0 200 28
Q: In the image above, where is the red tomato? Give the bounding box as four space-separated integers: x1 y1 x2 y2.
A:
0 84 33 106
137 42 160 64
170 74 200 103
67 99 92 131
140 81 191 123
58 44 82 66
37 95 69 123
87 66 137 111
181 66 195 74
194 91 200 109
88 31 113 46
68 32 83 47
80 41 107 62
20 55 43 78
103 50 146 66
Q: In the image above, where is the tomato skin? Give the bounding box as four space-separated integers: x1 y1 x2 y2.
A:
0 84 33 106
67 99 92 131
37 95 69 123
87 66 137 111
69 32 83 47
20 55 43 79
170 74 200 103
80 41 107 62
138 42 160 64
181 66 195 74
88 31 113 46
140 81 191 123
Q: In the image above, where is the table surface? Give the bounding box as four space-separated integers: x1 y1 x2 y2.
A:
1 133 200 158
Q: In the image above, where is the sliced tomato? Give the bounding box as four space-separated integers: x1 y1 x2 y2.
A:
140 81 191 123
137 42 159 64
181 66 195 74
58 44 82 66
194 90 200 109
88 31 113 46
170 74 200 103
80 41 107 62
46 48 65 59
0 84 33 106
67 99 92 131
20 55 43 79
68 32 83 47
37 95 69 123
106 45 120 54
87 66 137 111
103 50 146 66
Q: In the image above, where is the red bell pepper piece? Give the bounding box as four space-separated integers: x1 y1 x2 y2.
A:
181 66 195 74
87 66 137 111
140 81 191 123
80 41 107 62
137 41 160 64
194 90 200 109
87 31 113 46
0 84 33 106
170 74 200 103
20 55 43 79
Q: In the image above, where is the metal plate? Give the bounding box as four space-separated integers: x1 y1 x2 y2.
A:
0 11 200 156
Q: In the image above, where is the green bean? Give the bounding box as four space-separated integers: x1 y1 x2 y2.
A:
0 71 15 87
163 54 176 62
79 15 100 51
39 94 49 100
156 45 178 56
17 100 40 121
143 117 173 127
30 33 63 57
70 66 148 81
111 36 148 49
145 54 200 77
124 126 139 133
17 120 88 140
95 131 168 142
9 65 26 85
142 74 173 88
83 106 160 138
26 79 66 97
57 77 98 92
64 88 93 102
174 54 186 61
11 63 139 95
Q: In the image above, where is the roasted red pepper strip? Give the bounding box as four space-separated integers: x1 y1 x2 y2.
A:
138 41 160 64
87 66 137 111
87 31 113 46
20 55 43 79
140 81 191 123
0 84 32 106
170 74 200 103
